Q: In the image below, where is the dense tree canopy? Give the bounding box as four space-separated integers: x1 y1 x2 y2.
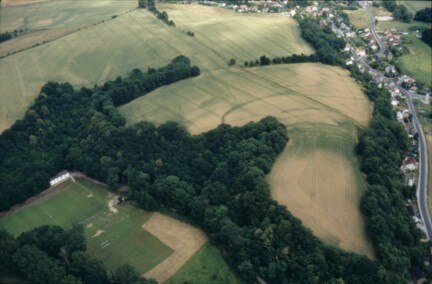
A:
0 57 383 282
347 63 426 282
0 225 155 284
0 31 12 43
383 0 412 22
414 8 432 23
422 28 432 46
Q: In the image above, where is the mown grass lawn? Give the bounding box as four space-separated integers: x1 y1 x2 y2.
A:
167 242 245 284
398 34 432 87
0 178 173 274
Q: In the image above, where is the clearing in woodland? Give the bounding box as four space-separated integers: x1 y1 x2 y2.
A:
0 178 217 279
120 63 374 257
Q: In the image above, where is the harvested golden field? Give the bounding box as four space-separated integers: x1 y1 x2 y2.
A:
267 124 374 257
142 213 208 283
120 63 374 257
120 64 371 133
0 4 311 133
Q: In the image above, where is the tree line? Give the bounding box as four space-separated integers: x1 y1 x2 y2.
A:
347 63 427 282
0 31 12 43
414 8 432 23
0 225 155 284
0 55 198 210
422 28 432 46
140 0 176 27
244 9 429 279
382 0 413 23
245 17 345 68
0 57 382 282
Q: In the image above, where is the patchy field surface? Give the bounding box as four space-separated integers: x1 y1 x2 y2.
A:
120 64 371 134
159 3 313 64
345 9 370 30
267 123 374 257
142 213 208 283
120 63 374 256
167 242 245 284
398 34 432 87
0 5 311 133
0 179 174 274
397 1 431 14
0 0 135 32
376 19 430 32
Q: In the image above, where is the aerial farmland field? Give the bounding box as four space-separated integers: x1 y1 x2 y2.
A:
119 62 374 257
0 179 172 274
0 178 232 282
1 0 373 263
0 4 311 133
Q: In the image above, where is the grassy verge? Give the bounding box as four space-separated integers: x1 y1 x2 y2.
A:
167 242 244 284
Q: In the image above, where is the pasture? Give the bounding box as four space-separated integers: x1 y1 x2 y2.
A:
397 34 432 87
376 19 430 32
345 9 370 29
0 5 311 133
397 1 431 14
0 179 205 280
120 63 374 257
168 243 245 284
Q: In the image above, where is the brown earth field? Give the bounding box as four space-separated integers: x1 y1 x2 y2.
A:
142 213 208 283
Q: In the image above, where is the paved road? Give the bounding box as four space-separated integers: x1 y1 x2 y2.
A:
358 1 432 239
400 88 432 239
361 3 386 57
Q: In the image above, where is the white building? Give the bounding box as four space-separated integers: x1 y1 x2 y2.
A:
50 172 71 186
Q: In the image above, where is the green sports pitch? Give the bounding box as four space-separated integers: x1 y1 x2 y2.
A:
0 178 173 274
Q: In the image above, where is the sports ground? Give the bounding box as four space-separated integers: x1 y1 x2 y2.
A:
0 178 234 282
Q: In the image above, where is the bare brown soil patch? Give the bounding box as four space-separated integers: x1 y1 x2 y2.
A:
142 213 208 283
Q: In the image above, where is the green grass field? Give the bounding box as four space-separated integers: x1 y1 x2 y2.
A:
167 242 245 284
376 20 431 32
397 1 431 14
0 179 174 274
397 34 432 87
345 9 370 29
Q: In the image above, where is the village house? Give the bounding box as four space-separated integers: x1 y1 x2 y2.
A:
385 65 397 76
401 157 418 172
